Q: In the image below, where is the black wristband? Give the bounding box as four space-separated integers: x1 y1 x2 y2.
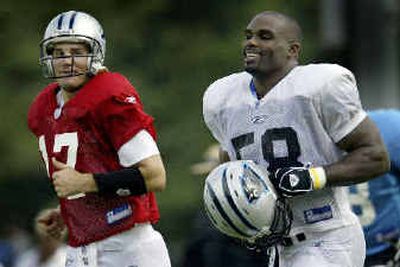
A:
93 167 147 197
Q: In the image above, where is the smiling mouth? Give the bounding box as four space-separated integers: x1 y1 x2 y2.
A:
245 53 259 60
244 54 261 65
244 48 262 59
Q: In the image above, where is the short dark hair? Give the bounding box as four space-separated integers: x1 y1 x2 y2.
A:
256 11 303 42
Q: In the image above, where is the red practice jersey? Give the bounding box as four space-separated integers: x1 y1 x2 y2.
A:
28 72 160 247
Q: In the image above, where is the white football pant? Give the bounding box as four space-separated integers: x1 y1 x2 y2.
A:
279 223 365 267
65 223 171 267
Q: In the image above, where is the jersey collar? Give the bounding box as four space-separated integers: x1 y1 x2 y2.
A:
249 79 258 99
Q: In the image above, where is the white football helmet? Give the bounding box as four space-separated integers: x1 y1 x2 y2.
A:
39 10 106 78
203 160 292 246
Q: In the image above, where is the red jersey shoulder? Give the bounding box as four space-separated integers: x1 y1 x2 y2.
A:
27 83 58 135
72 72 144 112
87 73 157 147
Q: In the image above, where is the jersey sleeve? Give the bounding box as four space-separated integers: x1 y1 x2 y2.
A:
96 87 156 152
118 130 160 167
388 135 400 178
203 84 229 152
27 83 58 136
27 99 41 136
319 69 367 143
371 110 400 177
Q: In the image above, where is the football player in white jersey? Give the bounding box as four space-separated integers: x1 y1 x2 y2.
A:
203 11 389 267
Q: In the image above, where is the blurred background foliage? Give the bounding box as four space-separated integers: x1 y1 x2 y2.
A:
0 0 398 266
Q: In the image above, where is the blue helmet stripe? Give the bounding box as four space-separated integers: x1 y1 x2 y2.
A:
222 169 259 231
206 183 250 237
69 12 77 29
57 14 64 30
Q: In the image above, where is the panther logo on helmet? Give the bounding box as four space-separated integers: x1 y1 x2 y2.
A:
241 165 266 203
39 10 106 78
203 160 292 247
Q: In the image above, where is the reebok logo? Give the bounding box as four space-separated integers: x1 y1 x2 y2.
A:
289 174 299 187
125 96 136 103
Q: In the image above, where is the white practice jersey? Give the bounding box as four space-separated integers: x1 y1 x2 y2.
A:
203 64 366 234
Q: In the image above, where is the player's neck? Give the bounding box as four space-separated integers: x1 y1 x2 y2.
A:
253 62 298 99
61 89 77 103
60 82 87 103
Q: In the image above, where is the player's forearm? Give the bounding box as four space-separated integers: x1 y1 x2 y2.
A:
80 173 99 193
89 154 166 196
324 145 389 186
274 145 389 197
138 154 166 192
219 149 230 163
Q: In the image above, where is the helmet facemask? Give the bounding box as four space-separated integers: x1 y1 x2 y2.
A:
40 35 103 79
248 197 292 249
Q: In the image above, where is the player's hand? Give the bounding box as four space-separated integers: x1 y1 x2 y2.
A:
35 208 66 241
274 166 327 197
52 158 96 198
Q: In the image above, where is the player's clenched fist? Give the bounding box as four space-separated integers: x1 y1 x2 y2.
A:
52 158 97 198
274 166 327 197
35 208 66 241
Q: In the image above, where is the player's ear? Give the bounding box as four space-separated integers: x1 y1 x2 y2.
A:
288 41 301 59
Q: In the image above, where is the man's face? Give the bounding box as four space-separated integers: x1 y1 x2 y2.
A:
52 42 90 91
243 15 295 77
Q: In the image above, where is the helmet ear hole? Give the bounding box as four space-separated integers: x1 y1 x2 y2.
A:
46 43 55 56
203 160 292 247
85 42 93 53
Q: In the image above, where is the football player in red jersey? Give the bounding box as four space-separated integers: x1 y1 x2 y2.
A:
28 10 171 267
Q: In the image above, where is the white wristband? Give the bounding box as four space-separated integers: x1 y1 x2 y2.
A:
309 167 327 190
